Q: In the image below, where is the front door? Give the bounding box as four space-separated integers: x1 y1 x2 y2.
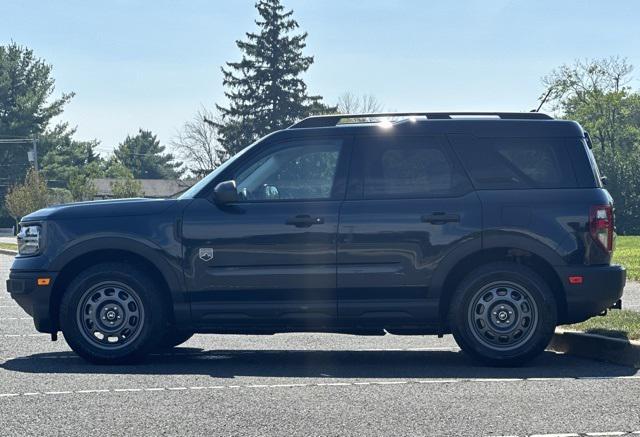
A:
337 135 481 325
182 137 350 328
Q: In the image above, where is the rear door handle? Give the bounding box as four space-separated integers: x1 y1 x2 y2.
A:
285 215 324 227
421 212 460 224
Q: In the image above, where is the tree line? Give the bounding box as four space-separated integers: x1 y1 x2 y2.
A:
1 0 640 234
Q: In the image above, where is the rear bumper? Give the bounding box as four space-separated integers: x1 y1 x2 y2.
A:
6 270 57 333
556 264 626 324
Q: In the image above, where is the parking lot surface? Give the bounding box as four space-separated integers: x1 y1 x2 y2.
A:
1 254 640 436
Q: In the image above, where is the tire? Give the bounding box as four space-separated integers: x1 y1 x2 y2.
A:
448 262 557 366
60 262 167 364
157 330 194 350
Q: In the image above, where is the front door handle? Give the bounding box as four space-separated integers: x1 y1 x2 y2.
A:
421 212 460 224
285 215 325 227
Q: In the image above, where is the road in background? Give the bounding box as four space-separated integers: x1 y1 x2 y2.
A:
1 253 640 436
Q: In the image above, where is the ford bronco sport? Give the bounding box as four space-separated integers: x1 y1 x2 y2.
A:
6 112 626 365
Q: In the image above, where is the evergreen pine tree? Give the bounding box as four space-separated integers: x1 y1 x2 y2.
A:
113 129 182 179
216 0 334 154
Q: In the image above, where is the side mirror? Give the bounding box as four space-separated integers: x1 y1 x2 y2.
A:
213 180 239 204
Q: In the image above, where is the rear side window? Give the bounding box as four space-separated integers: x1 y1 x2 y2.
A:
452 137 577 189
356 137 471 199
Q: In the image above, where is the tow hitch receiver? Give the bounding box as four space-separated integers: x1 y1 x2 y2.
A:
610 299 622 310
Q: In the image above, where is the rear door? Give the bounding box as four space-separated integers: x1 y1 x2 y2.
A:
337 135 481 325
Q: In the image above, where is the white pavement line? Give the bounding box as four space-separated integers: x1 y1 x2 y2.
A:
0 334 48 337
2 375 639 401
585 432 628 436
530 434 580 437
0 317 31 320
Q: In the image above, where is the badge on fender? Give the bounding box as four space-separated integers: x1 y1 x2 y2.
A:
199 248 214 262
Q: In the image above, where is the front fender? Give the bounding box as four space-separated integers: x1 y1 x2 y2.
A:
49 234 184 296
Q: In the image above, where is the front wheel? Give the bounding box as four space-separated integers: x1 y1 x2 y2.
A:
60 263 167 364
448 262 557 366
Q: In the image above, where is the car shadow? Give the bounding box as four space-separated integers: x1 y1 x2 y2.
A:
1 348 637 379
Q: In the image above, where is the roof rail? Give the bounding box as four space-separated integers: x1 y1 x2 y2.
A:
289 112 553 129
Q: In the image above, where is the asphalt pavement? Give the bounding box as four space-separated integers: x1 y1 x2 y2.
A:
1 253 640 436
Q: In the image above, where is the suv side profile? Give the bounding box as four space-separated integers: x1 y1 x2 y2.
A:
7 112 626 365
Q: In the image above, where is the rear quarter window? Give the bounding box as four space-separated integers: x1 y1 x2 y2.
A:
451 137 578 189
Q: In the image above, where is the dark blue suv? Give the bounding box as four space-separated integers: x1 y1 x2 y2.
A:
6 112 626 365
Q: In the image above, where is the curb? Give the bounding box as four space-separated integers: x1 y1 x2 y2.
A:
548 328 640 368
0 248 17 256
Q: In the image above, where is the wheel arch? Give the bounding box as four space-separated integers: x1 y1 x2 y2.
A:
49 238 188 332
433 237 568 329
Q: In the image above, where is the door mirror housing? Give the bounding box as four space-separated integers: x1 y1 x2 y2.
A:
213 180 239 204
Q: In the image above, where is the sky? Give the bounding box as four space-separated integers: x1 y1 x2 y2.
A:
3 0 640 155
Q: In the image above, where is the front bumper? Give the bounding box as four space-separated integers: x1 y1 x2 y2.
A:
6 270 58 333
557 264 626 324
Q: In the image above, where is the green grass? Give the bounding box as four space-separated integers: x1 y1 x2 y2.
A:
565 309 640 341
0 242 17 251
614 235 640 281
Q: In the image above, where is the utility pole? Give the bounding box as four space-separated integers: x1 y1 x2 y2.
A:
32 138 38 172
0 137 39 173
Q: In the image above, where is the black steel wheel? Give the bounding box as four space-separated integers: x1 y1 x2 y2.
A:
76 281 145 350
60 262 167 364
449 262 557 366
467 281 539 352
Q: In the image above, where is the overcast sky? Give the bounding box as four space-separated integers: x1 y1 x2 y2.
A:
3 0 640 154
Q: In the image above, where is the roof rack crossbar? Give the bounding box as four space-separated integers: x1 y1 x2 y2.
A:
289 112 553 129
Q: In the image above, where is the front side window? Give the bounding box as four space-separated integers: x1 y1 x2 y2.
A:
235 140 343 201
360 138 468 199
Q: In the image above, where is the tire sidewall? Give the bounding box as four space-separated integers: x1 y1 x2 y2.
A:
60 264 165 363
450 263 557 365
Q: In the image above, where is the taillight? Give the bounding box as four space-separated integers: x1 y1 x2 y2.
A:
590 205 614 252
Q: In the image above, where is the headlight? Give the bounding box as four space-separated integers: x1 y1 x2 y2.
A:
17 225 41 256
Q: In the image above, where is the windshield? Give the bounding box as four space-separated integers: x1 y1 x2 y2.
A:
178 142 254 199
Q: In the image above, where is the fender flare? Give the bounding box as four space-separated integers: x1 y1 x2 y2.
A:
430 232 566 320
50 235 185 302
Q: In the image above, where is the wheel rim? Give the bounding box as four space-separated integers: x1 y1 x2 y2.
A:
76 281 145 350
467 281 539 351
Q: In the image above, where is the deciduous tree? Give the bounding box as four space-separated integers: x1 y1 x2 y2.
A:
172 108 228 178
540 57 640 233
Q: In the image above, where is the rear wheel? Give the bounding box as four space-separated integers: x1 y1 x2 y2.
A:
60 263 167 364
448 262 557 366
